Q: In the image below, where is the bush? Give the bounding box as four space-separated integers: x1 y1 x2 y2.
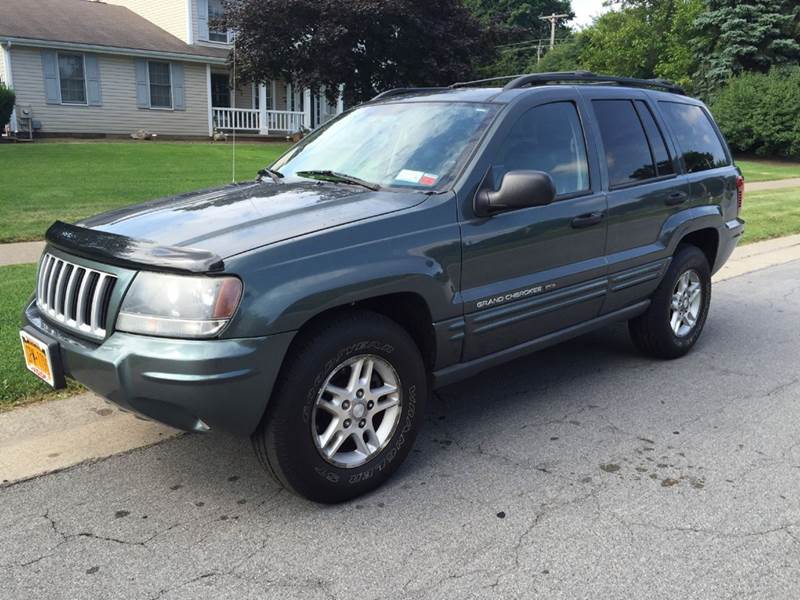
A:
710 67 800 159
0 82 14 128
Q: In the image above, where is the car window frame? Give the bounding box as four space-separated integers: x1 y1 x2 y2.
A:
491 99 595 203
655 100 732 175
633 99 677 179
590 97 679 192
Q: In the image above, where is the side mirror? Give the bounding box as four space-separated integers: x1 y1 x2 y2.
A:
474 170 556 217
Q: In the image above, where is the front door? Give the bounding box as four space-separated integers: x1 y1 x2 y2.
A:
460 98 609 361
211 72 230 107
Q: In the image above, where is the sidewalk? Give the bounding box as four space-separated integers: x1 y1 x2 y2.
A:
0 241 45 266
747 177 800 192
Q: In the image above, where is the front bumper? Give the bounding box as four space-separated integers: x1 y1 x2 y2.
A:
24 302 295 436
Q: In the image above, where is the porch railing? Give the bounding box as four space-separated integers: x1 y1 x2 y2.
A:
212 107 305 134
265 110 305 133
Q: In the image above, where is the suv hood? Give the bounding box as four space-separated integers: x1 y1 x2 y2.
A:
78 181 427 259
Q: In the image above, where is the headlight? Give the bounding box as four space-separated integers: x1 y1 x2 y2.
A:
116 272 242 338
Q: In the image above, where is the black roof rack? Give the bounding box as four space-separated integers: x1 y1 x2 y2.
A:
371 71 685 102
371 87 447 101
502 71 685 95
449 74 528 88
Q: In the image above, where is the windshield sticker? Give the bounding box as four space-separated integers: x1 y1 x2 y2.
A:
396 169 425 183
395 170 439 186
419 173 438 186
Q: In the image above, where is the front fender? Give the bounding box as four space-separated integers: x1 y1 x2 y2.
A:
222 197 462 338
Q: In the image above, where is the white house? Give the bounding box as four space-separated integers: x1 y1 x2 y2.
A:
0 0 343 138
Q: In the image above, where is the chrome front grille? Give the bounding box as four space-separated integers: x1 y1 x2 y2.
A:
36 253 117 339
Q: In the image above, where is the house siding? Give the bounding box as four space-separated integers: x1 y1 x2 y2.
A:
10 46 209 136
105 0 189 43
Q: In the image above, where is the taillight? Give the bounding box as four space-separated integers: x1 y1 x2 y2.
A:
736 175 744 214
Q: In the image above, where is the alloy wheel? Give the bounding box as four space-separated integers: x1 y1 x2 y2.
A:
312 355 402 468
669 269 702 337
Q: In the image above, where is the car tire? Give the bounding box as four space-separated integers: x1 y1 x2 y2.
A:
629 244 712 359
252 309 428 503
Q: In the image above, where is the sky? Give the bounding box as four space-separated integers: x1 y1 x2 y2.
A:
570 0 610 29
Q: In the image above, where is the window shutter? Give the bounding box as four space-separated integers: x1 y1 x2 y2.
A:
84 54 102 106
172 63 186 110
198 0 209 41
134 59 149 108
41 50 61 104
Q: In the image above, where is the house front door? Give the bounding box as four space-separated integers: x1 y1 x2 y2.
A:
211 73 230 107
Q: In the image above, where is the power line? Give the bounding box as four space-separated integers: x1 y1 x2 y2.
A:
496 36 570 50
539 13 569 50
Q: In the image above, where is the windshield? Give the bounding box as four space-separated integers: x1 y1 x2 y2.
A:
271 101 499 190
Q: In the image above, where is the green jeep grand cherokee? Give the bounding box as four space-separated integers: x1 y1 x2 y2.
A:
21 72 745 502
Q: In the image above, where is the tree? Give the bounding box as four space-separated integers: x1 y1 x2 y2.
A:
0 82 14 129
576 0 704 88
465 0 574 75
527 32 588 72
223 0 497 105
710 67 800 158
695 0 800 88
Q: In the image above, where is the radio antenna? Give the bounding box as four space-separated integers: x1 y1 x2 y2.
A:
231 37 236 183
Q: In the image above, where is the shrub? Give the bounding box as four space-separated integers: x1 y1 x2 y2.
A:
0 81 14 129
710 67 800 159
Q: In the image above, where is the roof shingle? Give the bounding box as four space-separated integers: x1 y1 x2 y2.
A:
0 0 228 60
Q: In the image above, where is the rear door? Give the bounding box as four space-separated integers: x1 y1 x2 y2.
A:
459 92 608 361
582 90 689 313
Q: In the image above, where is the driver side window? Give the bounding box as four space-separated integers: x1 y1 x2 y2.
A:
495 102 590 197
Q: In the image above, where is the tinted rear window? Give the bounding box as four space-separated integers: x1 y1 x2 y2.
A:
634 100 674 177
592 99 655 187
658 102 729 173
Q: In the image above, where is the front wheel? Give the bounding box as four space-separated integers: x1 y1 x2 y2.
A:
629 244 712 359
252 310 427 503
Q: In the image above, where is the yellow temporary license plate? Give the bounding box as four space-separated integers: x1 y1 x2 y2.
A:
20 330 56 387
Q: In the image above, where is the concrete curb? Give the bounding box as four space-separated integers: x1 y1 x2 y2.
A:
714 233 800 282
0 393 179 484
2 232 800 485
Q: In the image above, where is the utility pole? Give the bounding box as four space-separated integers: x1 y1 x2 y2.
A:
539 12 568 50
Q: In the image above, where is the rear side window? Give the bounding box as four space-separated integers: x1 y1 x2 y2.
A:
634 100 674 177
592 100 655 187
658 102 729 173
495 102 590 197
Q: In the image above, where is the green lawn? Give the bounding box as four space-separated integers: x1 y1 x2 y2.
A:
737 159 800 183
741 187 800 243
0 264 82 409
0 141 290 243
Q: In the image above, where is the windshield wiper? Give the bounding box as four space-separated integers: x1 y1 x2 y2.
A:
295 170 381 191
257 167 284 183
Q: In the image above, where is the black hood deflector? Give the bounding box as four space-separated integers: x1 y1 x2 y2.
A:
45 220 224 274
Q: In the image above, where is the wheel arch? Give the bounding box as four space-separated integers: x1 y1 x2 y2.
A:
678 227 719 271
660 206 724 271
290 292 437 373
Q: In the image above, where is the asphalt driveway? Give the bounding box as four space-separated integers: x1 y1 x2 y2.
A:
2 260 799 600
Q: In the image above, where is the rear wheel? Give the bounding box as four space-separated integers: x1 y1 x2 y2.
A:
629 244 711 359
252 310 427 503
